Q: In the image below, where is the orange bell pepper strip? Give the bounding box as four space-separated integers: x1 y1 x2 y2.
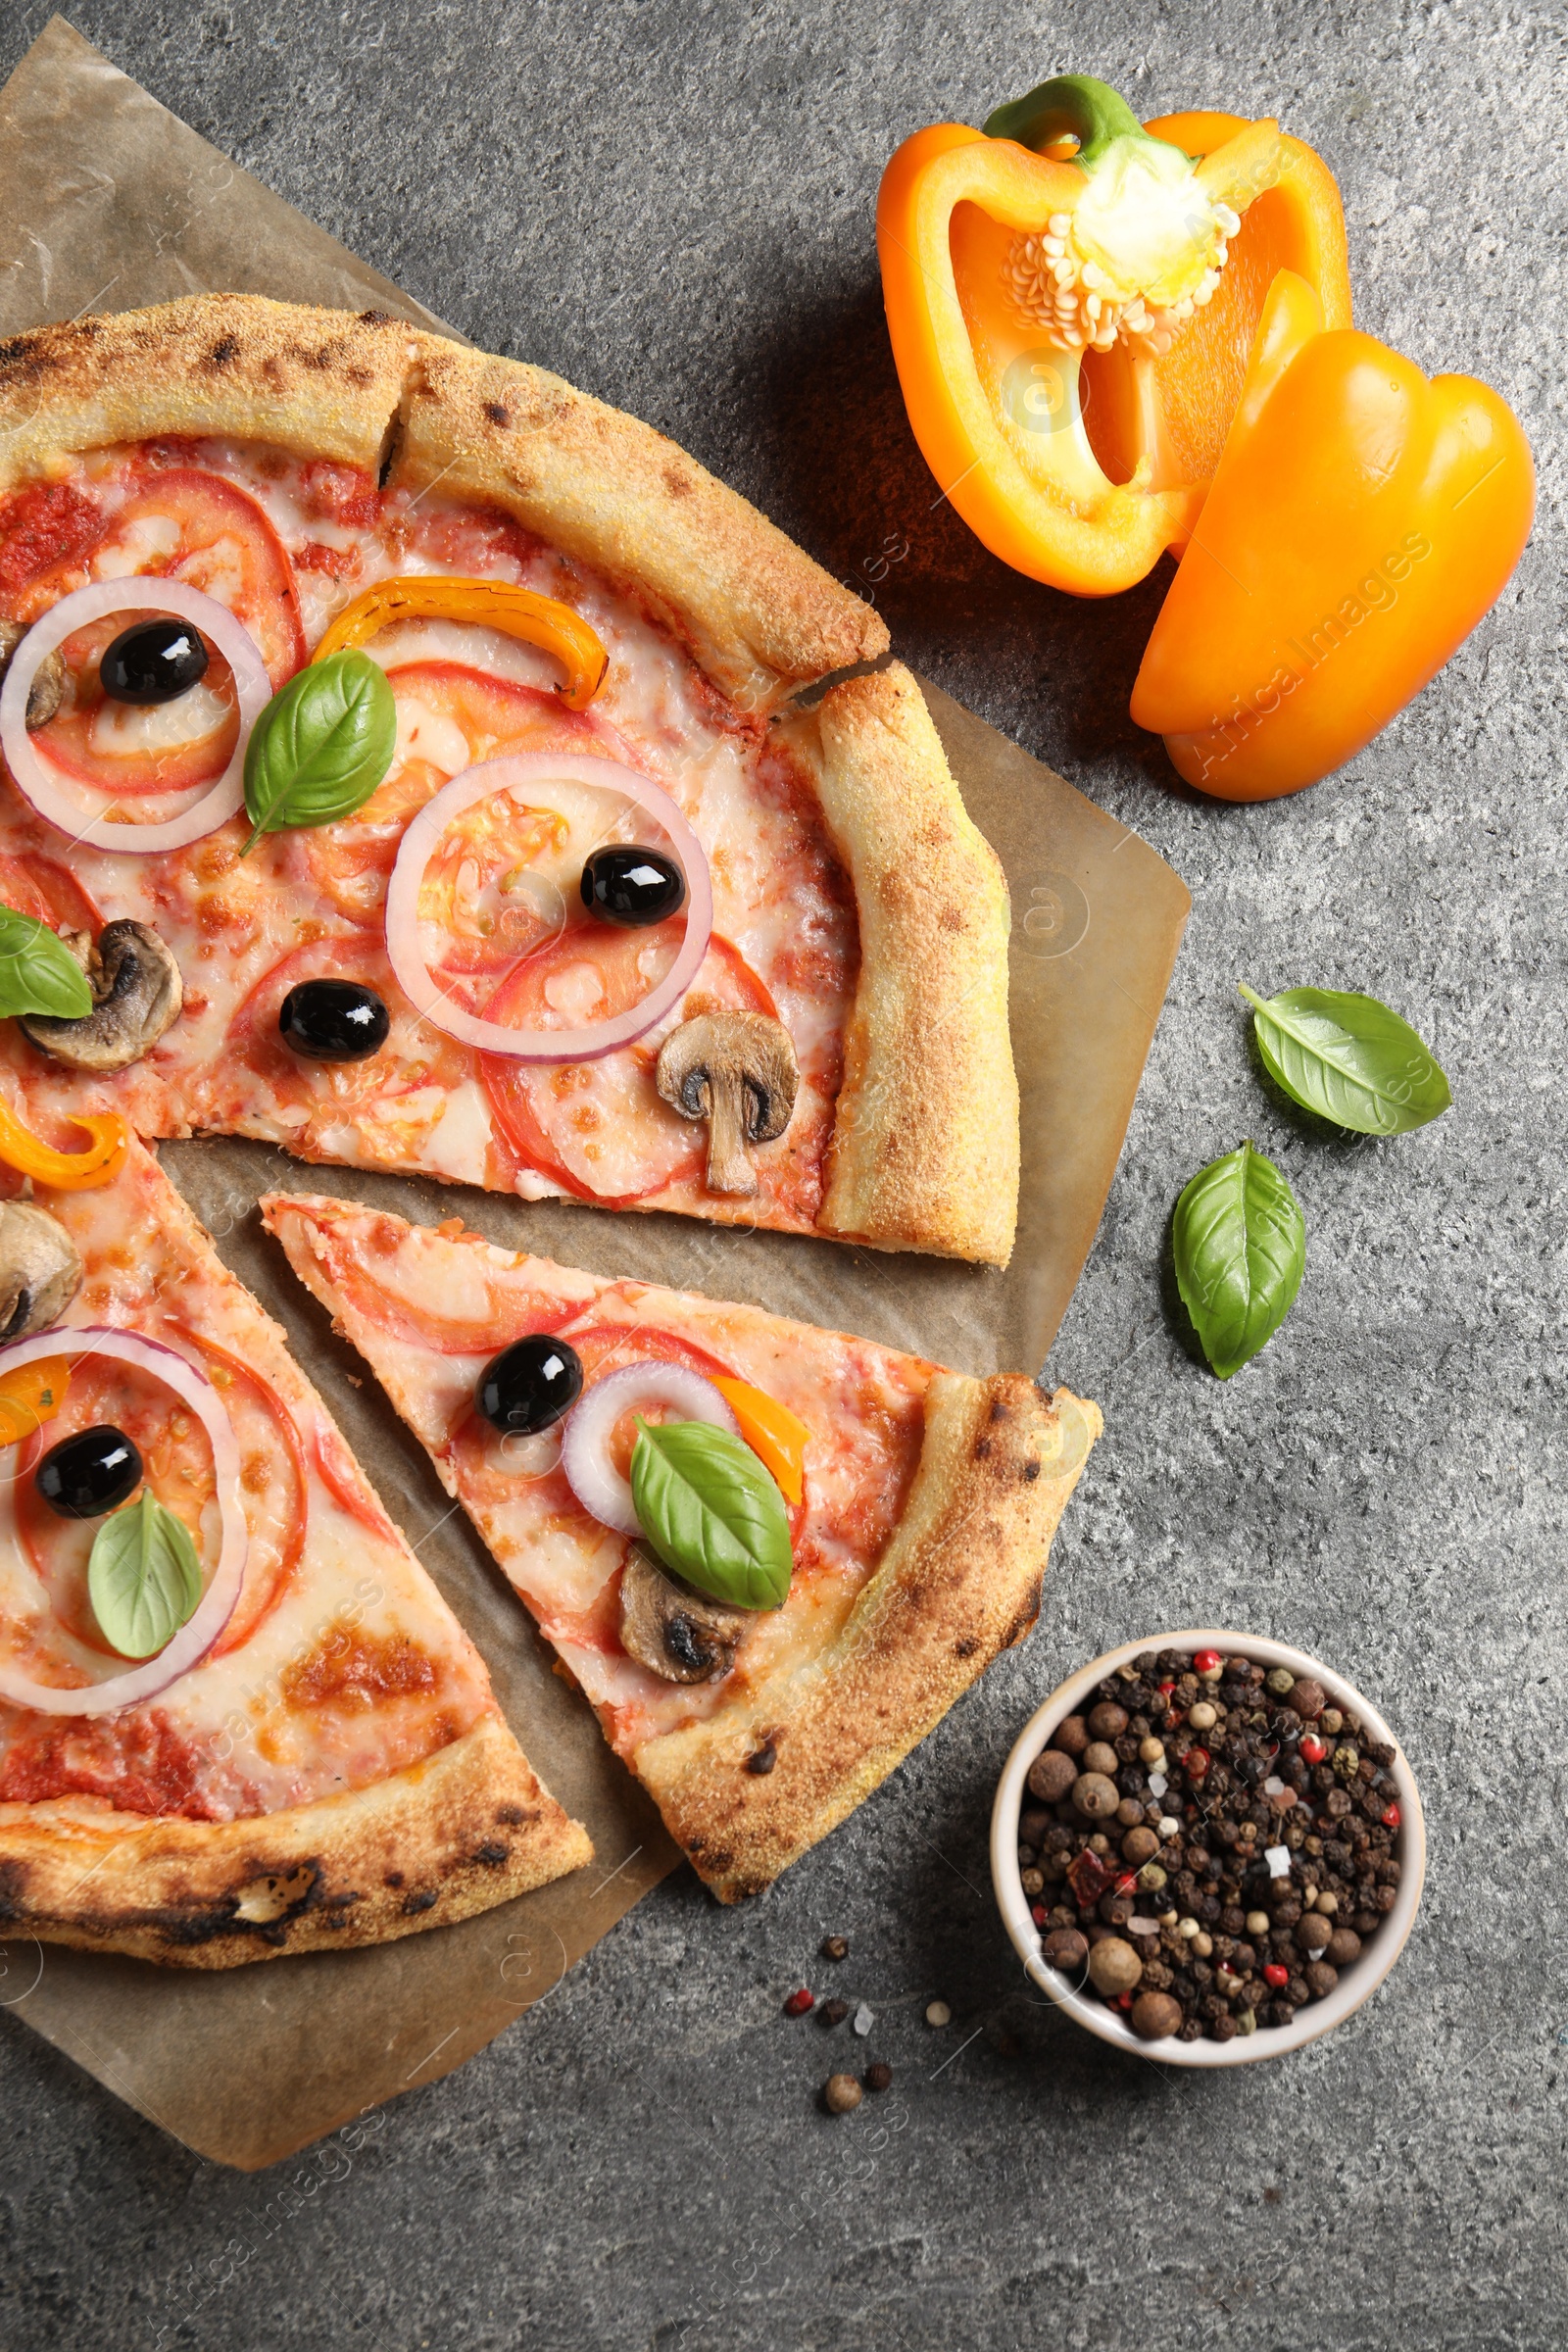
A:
0 1355 69 1445
0 1098 128 1189
312 577 610 710
710 1377 809 1506
876 74 1350 596
1129 270 1536 800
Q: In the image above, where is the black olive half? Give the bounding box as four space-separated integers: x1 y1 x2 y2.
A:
477 1336 584 1437
36 1424 142 1519
580 845 686 928
99 617 210 705
278 979 390 1060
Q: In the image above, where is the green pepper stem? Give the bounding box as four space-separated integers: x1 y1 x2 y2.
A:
983 73 1149 167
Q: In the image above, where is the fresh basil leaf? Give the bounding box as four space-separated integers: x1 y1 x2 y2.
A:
1240 983 1451 1136
1173 1141 1304 1380
241 649 396 853
0 904 92 1021
1241 983 1457 1138
630 1418 793 1611
87 1489 203 1659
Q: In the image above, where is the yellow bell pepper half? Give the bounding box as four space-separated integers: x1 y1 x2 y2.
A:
876 74 1350 596
1130 271 1536 799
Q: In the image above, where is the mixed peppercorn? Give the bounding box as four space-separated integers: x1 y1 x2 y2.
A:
1021 1648 1403 2043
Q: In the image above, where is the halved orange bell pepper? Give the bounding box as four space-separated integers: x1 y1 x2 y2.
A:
1130 270 1536 798
876 74 1349 595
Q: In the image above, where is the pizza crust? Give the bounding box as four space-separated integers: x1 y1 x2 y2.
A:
782 663 1020 1265
0 294 886 709
0 1713 592 1968
632 1374 1099 1899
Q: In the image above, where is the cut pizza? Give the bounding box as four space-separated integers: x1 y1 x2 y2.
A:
264 1192 1099 1902
0 1135 590 1967
0 294 1017 1266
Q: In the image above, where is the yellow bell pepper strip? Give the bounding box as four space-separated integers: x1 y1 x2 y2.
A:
0 1355 69 1445
312 577 610 711
710 1376 809 1506
1129 270 1536 801
0 1099 128 1189
876 74 1349 595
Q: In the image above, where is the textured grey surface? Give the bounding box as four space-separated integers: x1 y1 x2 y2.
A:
0 3 1563 2346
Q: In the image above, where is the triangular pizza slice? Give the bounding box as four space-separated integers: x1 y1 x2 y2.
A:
264 1192 1099 1901
0 1136 590 1967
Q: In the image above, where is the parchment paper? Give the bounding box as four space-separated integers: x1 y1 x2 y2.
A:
0 19 1189 2168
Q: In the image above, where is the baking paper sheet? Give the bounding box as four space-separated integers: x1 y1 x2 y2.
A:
0 18 1189 2167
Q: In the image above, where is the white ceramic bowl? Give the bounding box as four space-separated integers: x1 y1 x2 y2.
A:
991 1631 1426 2068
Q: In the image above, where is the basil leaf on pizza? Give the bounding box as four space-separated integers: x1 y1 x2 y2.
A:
0 906 93 1022
242 649 396 852
630 1417 793 1610
87 1488 204 1659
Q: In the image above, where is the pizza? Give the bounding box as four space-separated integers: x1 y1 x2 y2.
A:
0 294 1018 1266
264 1191 1099 1901
0 1135 590 1967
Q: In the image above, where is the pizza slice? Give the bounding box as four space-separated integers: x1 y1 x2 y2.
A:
0 1134 590 1967
264 1191 1100 1901
0 294 1016 1265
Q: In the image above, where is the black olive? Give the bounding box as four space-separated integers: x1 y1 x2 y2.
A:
580 845 686 928
36 1424 143 1519
476 1336 584 1436
278 979 390 1060
99 617 210 705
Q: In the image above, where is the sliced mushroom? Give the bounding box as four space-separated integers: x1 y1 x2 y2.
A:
19 919 182 1072
618 1542 750 1685
655 1009 799 1196
0 618 65 729
0 1201 82 1340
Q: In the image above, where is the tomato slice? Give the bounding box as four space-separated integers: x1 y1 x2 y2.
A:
299 661 619 928
15 1350 217 1657
160 1324 308 1659
480 933 775 1203
287 1206 582 1358
311 1420 401 1543
17 466 305 800
0 852 101 934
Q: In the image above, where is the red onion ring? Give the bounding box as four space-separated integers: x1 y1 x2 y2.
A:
384 752 713 1060
561 1362 738 1536
0 579 273 854
0 1326 248 1716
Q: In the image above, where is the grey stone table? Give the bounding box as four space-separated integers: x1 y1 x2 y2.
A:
1 4 1562 2346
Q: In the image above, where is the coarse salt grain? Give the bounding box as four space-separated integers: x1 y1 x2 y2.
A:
1148 1773 1167 1797
1265 1845 1291 1878
1263 1776 1285 1795
1128 1915 1159 1936
852 2003 873 2037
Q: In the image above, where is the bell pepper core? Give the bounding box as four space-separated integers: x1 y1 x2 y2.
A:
876 76 1350 595
710 1376 809 1506
0 1099 129 1190
0 1354 69 1446
1130 270 1537 799
312 577 610 711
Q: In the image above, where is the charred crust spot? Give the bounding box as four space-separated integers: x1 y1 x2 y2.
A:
483 400 512 426
745 1740 777 1776
494 1805 527 1826
401 1888 440 1915
325 1890 362 1908
359 309 392 326
383 1871 405 1887
989 1399 1010 1422
663 465 693 500
1022 1460 1042 1481
261 357 284 388
205 333 240 369
471 1841 510 1868
954 1636 978 1658
973 1436 993 1459
938 905 966 932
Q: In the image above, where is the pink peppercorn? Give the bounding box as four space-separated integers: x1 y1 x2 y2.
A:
1263 1963 1289 1989
1300 1736 1328 1764
1185 1746 1211 1780
1382 1801 1401 1830
1194 1649 1222 1676
784 1987 814 2017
